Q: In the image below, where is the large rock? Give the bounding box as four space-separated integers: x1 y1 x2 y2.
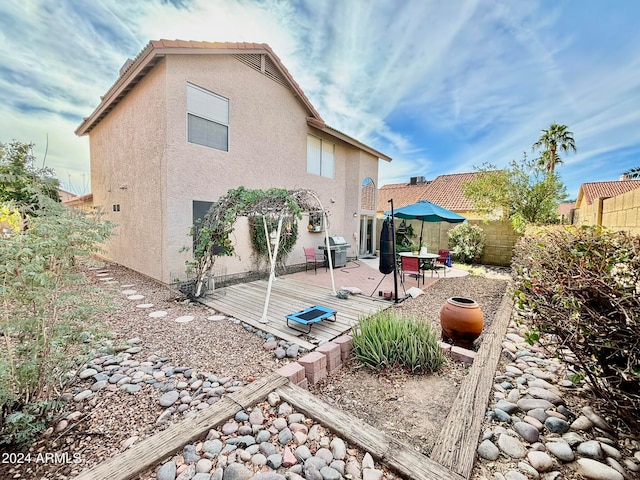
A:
576 458 623 480
159 390 179 407
222 463 252 480
497 433 526 458
157 461 176 480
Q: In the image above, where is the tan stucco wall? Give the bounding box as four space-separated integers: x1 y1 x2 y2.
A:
89 61 167 281
89 54 380 283
574 188 640 235
162 54 378 281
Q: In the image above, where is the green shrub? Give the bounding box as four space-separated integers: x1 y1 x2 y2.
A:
0 195 113 447
511 226 640 434
352 309 444 373
448 223 486 264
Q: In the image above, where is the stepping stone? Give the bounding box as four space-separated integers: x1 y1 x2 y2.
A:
96 272 110 277
99 277 114 281
136 303 154 309
149 311 168 318
127 294 145 301
175 316 195 323
122 289 137 295
207 315 225 321
121 284 135 288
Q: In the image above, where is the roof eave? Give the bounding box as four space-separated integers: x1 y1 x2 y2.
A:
76 42 159 136
306 117 392 162
76 41 326 136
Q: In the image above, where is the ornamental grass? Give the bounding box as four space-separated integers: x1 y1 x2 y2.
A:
352 309 444 374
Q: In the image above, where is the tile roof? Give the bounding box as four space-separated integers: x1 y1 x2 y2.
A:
377 181 431 212
420 172 481 211
75 40 391 161
377 172 491 213
557 202 575 216
577 180 640 207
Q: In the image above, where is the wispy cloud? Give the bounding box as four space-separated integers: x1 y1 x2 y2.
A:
1 0 640 197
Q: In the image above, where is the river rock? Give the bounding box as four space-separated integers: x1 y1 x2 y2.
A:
514 421 539 443
545 440 574 462
497 433 526 458
477 439 500 460
527 450 554 472
576 458 624 480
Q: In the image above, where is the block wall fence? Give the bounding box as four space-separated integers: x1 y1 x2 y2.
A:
374 219 521 267
573 188 640 235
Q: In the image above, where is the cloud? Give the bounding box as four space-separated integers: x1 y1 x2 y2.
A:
1 0 640 201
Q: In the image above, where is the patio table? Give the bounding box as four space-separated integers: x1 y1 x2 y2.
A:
398 251 439 270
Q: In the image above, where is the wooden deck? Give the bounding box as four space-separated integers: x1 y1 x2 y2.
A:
199 277 391 350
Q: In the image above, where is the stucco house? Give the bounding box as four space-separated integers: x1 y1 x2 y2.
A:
573 179 640 233
76 40 391 284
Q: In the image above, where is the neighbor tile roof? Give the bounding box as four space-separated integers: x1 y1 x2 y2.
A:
557 202 576 216
577 180 640 206
377 181 431 212
377 172 494 213
420 172 480 211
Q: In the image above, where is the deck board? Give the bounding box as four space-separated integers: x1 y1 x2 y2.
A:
200 277 390 350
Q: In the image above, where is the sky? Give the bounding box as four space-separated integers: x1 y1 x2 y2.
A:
2 0 640 200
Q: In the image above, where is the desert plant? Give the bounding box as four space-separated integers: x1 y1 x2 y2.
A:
511 225 640 434
352 309 444 373
448 223 486 264
0 195 113 447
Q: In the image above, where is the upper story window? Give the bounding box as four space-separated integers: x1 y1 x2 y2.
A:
187 83 229 151
307 135 334 178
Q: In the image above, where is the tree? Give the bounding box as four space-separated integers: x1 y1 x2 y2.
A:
0 140 60 209
623 166 640 179
532 123 576 172
462 153 567 232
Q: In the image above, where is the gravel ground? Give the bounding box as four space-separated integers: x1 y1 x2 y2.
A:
1 261 510 479
309 273 511 457
1 261 283 480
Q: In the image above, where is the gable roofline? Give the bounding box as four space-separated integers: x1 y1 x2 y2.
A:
306 117 392 162
576 180 640 207
75 40 324 136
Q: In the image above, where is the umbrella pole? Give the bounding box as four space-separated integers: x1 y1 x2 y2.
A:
419 220 425 250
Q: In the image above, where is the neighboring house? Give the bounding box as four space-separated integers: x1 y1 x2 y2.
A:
557 201 575 224
63 193 94 210
57 188 76 203
573 180 640 233
377 172 518 266
376 176 431 217
575 180 640 209
377 172 486 220
76 40 391 284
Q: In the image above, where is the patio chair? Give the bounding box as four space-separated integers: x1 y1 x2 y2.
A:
433 249 451 277
304 247 325 274
401 256 423 287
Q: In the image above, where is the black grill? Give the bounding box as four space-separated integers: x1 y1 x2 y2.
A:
318 236 351 268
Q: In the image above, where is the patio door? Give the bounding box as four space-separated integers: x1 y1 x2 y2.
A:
359 215 374 255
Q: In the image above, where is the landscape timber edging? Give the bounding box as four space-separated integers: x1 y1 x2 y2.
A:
430 292 514 479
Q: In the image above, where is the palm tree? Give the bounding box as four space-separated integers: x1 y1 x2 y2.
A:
532 123 576 172
623 166 640 179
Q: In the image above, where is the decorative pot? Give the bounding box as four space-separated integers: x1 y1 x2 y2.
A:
440 297 484 349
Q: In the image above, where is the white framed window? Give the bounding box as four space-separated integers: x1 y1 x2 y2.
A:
307 135 334 178
187 83 229 151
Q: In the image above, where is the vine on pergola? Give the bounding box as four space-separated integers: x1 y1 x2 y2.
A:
188 186 322 297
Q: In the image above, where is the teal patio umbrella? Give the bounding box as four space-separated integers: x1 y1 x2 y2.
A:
385 200 466 249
